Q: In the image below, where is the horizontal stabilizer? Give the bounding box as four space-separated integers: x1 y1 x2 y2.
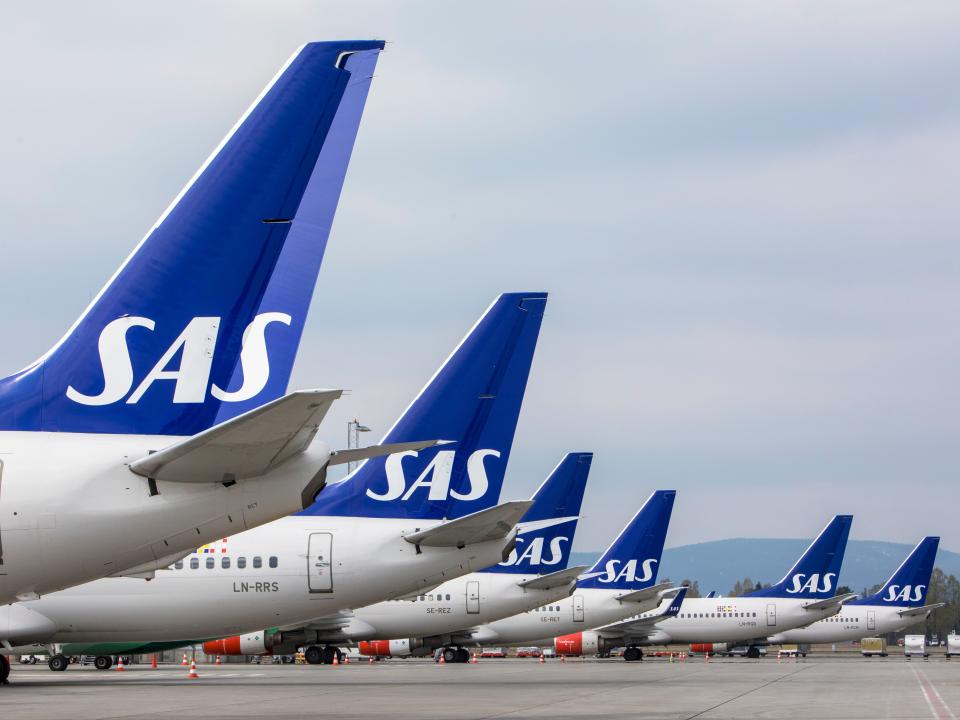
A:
517 565 588 591
327 439 448 467
599 587 687 635
403 501 532 548
802 592 858 611
899 602 946 618
614 581 673 604
129 389 341 483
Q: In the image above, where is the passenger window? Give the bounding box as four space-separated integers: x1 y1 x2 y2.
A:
253 556 262 569
428 594 434 601
190 557 199 570
175 560 183 570
237 557 247 569
222 557 230 569
206 557 215 569
269 556 278 569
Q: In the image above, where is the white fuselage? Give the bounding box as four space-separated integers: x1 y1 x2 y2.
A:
632 596 842 645
768 604 924 644
342 572 575 647
0 431 333 606
1 513 512 647
469 588 665 646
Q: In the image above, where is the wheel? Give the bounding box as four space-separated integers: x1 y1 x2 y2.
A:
321 646 336 665
48 654 69 672
304 646 323 665
94 656 113 671
456 648 470 663
335 648 343 664
442 648 458 664
1 655 10 684
623 647 640 662
746 646 761 659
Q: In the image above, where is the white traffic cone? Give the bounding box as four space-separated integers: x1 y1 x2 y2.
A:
215 655 221 666
332 652 339 666
368 656 375 665
187 660 199 679
181 653 188 666
116 656 125 672
539 654 545 664
471 653 478 664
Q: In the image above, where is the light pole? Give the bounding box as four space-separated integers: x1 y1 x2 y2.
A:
346 418 371 474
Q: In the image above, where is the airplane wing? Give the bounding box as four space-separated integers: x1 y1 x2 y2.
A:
402 501 532 548
598 587 688 637
801 592 858 612
129 390 342 483
614 581 674 604
898 602 946 618
516 565 588 591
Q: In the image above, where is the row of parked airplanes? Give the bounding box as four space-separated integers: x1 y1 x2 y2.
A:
0 40 941 683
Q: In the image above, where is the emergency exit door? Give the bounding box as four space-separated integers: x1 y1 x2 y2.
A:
766 603 777 627
307 532 333 593
573 595 585 622
466 580 480 614
867 610 876 631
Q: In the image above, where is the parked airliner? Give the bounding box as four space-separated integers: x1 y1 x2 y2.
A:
557 515 855 661
0 41 393 626
210 452 593 664
768 536 942 646
0 293 546 677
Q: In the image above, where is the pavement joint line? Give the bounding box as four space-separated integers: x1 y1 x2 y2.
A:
679 663 814 720
913 665 958 720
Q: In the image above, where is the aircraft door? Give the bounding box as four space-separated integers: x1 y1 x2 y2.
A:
307 532 333 593
573 595 585 622
766 603 776 627
466 580 480 614
867 610 876 631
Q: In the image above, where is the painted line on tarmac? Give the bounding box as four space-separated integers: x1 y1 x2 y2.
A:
913 666 957 720
680 663 814 720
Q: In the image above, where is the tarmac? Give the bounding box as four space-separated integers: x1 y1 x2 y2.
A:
2 655 959 719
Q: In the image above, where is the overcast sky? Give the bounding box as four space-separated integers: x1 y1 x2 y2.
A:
1 2 958 552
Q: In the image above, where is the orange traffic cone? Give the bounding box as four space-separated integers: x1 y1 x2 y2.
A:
116 656 125 672
215 656 221 666
368 656 374 664
332 652 339 666
187 660 199 679
344 655 350 665
705 652 710 663
438 652 446 665
539 654 545 664
777 650 781 664
560 654 565 663
470 653 478 664
151 654 158 669
181 653 188 666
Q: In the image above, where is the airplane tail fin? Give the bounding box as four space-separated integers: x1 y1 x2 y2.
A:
746 515 853 599
481 452 592 574
577 490 676 590
303 292 547 519
852 537 940 607
0 41 383 435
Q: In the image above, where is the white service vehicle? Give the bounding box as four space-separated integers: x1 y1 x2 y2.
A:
0 293 546 674
904 634 928 658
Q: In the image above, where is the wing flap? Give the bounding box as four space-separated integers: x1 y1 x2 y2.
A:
128 389 341 483
402 501 532 548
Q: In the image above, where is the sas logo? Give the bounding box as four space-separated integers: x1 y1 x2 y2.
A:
593 558 658 584
884 584 925 603
66 313 291 406
367 448 500 502
785 572 836 594
500 535 569 568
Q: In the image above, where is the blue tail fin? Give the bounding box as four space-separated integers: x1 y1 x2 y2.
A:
577 490 676 590
746 515 853 599
0 41 383 435
482 452 592 575
851 537 940 607
303 292 547 519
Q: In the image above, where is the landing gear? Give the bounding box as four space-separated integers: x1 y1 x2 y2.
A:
1 655 10 684
442 647 458 664
438 646 470 663
94 656 113 671
623 647 644 662
455 648 470 663
746 646 761 659
319 646 343 665
48 654 69 672
304 646 324 665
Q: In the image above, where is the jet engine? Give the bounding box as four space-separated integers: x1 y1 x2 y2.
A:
689 643 730 655
358 638 424 658
554 631 611 657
